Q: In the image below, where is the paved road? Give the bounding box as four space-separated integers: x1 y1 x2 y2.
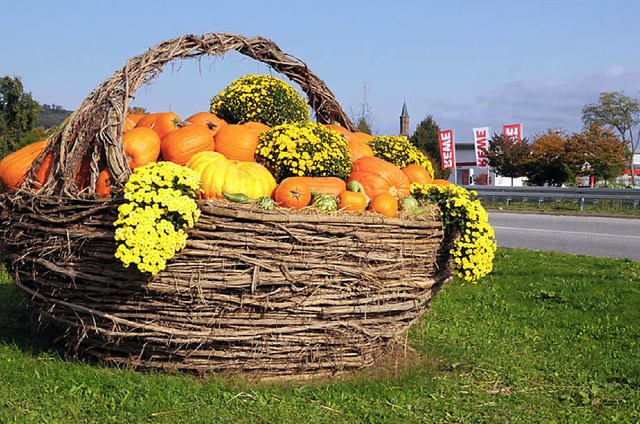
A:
488 211 640 261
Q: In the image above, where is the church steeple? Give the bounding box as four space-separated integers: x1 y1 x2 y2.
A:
399 101 410 138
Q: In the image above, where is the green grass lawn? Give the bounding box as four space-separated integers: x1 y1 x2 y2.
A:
1 248 639 423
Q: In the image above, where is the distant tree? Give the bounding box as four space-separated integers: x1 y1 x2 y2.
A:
582 91 640 185
485 133 530 185
566 124 627 184
349 84 375 135
0 76 41 157
524 130 576 186
409 115 451 179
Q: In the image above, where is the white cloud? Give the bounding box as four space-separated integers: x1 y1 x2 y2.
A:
389 66 640 141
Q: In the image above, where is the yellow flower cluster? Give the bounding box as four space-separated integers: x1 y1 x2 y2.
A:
256 121 353 181
210 74 310 127
411 183 497 282
113 162 201 275
366 135 435 179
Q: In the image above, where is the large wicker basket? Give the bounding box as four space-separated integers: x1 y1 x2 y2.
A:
0 33 455 378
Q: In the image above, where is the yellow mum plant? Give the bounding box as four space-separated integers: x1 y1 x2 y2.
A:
411 183 497 282
113 161 201 275
367 135 435 179
256 121 353 182
210 74 310 127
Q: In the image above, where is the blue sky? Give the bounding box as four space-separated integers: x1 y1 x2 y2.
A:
2 0 639 142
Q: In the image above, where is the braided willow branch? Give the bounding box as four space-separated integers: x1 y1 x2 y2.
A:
27 32 355 197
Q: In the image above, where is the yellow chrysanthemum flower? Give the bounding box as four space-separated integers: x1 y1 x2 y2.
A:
114 162 201 275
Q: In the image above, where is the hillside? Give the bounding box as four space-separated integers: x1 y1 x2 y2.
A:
35 103 72 129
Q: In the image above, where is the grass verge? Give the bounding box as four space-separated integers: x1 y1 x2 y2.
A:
0 249 638 423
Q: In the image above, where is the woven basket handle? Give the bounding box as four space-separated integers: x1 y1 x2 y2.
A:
31 32 355 197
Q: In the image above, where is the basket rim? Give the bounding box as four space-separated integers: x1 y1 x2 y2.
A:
24 32 356 198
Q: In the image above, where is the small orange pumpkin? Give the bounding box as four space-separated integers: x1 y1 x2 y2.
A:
95 169 114 198
214 124 261 162
338 190 367 212
275 177 312 209
161 123 215 165
369 192 399 218
185 112 227 136
135 111 182 139
122 127 161 168
402 163 433 185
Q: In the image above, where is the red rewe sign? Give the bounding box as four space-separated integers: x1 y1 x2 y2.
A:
437 129 455 170
473 127 490 167
503 123 522 142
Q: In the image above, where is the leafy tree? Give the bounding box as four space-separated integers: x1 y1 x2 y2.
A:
582 91 640 185
485 133 530 185
0 76 41 158
524 130 576 186
409 115 451 179
566 124 627 184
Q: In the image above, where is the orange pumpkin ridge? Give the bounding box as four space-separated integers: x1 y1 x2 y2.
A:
135 111 182 139
214 124 261 162
161 123 216 165
281 176 346 197
0 140 48 190
347 156 411 199
402 163 433 185
185 112 227 136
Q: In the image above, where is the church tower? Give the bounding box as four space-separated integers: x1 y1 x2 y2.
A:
400 101 410 138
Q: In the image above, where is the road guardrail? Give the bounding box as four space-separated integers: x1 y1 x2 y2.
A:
463 186 640 211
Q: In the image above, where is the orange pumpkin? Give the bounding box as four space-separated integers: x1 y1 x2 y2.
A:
242 121 271 132
0 140 49 189
74 157 92 190
35 153 54 187
369 192 399 218
338 190 367 212
161 123 215 165
124 113 145 132
348 140 374 162
95 169 114 198
281 176 346 197
185 112 227 136
214 124 261 162
275 177 312 209
347 156 411 199
347 131 373 145
402 163 433 185
135 111 182 139
122 127 161 168
324 124 351 138
431 178 454 186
